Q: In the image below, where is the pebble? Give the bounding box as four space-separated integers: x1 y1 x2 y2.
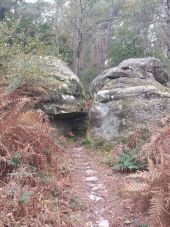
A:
125 220 131 224
85 169 96 175
91 184 105 191
98 218 110 227
86 176 98 182
88 193 103 201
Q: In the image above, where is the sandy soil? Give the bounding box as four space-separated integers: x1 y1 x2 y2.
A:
66 142 147 227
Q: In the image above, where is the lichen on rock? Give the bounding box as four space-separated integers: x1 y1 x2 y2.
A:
89 57 170 141
39 57 86 115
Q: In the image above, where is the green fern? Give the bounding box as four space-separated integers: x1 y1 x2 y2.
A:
19 191 33 204
113 150 146 172
8 152 22 168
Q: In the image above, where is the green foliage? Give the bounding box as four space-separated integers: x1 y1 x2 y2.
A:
81 137 92 146
0 19 48 91
81 67 98 91
94 139 113 153
8 152 21 168
38 174 54 184
68 136 78 142
16 1 73 63
6 55 48 93
113 150 146 172
7 169 35 205
70 196 84 210
108 26 144 66
58 33 73 65
19 191 33 204
0 18 46 62
0 0 21 20
136 224 148 227
81 137 113 154
0 17 73 93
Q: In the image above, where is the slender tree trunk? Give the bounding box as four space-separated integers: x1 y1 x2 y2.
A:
96 34 106 72
74 0 83 76
75 53 81 76
142 1 151 57
72 29 77 71
54 0 63 56
96 0 115 72
143 24 150 57
75 32 83 76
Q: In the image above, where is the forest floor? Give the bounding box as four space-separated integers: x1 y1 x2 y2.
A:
65 141 148 227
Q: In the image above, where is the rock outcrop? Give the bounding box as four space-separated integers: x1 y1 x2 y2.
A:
119 58 169 86
40 57 86 115
89 57 170 141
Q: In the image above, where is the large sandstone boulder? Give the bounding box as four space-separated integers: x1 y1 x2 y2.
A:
40 57 86 115
119 57 169 86
89 57 170 141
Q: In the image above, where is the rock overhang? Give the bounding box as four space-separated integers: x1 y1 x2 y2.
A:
37 56 87 116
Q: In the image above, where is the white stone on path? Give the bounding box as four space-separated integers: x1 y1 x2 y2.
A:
98 218 110 227
88 193 103 201
86 176 98 182
85 169 96 175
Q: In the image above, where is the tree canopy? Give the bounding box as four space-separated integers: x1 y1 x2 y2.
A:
1 0 170 82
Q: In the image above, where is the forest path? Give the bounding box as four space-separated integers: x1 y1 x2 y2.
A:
66 143 134 227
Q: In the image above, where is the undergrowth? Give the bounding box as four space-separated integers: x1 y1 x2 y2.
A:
82 137 113 152
113 150 146 172
0 85 72 226
122 125 170 226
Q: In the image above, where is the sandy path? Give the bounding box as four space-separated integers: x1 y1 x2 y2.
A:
67 145 131 227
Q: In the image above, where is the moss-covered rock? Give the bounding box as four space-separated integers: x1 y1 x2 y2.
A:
89 57 170 141
40 57 86 115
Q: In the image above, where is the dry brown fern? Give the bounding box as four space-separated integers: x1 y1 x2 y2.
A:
0 85 72 226
123 124 170 227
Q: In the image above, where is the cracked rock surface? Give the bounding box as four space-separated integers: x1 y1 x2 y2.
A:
89 57 170 141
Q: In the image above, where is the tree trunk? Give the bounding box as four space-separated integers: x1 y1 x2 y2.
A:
75 33 83 76
142 1 151 57
143 24 150 57
54 0 63 56
96 34 106 72
96 1 116 72
72 30 77 72
74 0 83 76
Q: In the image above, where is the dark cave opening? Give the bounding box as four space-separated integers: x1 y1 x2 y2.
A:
49 112 89 137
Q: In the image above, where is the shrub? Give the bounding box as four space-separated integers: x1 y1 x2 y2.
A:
113 150 146 172
6 54 48 93
0 19 53 94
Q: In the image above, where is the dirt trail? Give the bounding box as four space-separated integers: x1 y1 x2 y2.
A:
67 144 133 227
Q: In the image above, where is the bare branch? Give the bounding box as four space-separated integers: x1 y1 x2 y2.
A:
84 15 129 35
